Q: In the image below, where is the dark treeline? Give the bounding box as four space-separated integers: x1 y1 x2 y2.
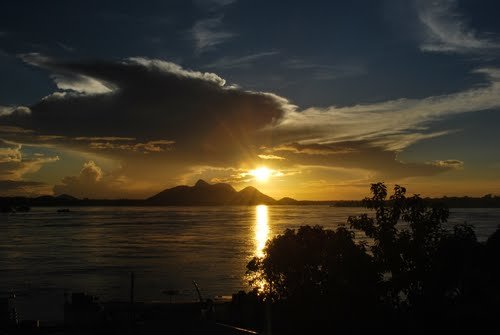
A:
331 194 500 208
2 193 500 210
236 183 500 334
0 195 149 211
424 194 500 208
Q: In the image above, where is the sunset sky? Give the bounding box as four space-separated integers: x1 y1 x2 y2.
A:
1 0 500 200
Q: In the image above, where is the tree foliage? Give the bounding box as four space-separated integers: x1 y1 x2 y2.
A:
247 225 378 303
245 182 500 333
347 182 449 304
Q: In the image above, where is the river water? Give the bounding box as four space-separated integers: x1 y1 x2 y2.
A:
1 206 499 320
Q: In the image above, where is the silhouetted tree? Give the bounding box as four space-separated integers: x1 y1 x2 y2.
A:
243 183 500 333
246 225 379 332
347 182 449 306
431 223 481 295
247 225 378 300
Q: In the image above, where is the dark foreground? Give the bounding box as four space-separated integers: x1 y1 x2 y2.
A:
1 294 261 335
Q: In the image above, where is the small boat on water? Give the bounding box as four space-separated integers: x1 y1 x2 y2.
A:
57 208 70 213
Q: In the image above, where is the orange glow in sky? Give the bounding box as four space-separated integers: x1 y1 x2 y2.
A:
249 167 273 182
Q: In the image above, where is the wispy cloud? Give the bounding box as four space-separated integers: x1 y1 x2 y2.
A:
430 159 464 170
417 0 500 54
57 42 75 52
190 16 235 52
194 0 237 8
89 139 175 153
258 154 285 160
20 53 114 95
204 51 279 69
74 136 136 141
283 58 365 80
271 68 500 151
51 73 113 94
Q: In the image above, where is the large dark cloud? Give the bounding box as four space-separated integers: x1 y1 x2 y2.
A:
3 54 292 164
19 55 286 133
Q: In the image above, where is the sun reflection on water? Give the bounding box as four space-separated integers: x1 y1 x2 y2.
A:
255 205 269 258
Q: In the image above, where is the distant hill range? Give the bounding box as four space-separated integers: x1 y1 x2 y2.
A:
1 180 500 208
148 179 296 206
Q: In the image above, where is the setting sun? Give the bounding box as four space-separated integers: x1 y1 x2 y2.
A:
250 167 272 182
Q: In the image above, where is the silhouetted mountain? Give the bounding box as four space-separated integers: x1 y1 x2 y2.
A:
231 186 277 205
147 180 277 205
277 197 299 205
35 194 79 202
56 194 79 201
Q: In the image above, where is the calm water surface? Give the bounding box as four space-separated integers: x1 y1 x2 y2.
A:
1 206 499 320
